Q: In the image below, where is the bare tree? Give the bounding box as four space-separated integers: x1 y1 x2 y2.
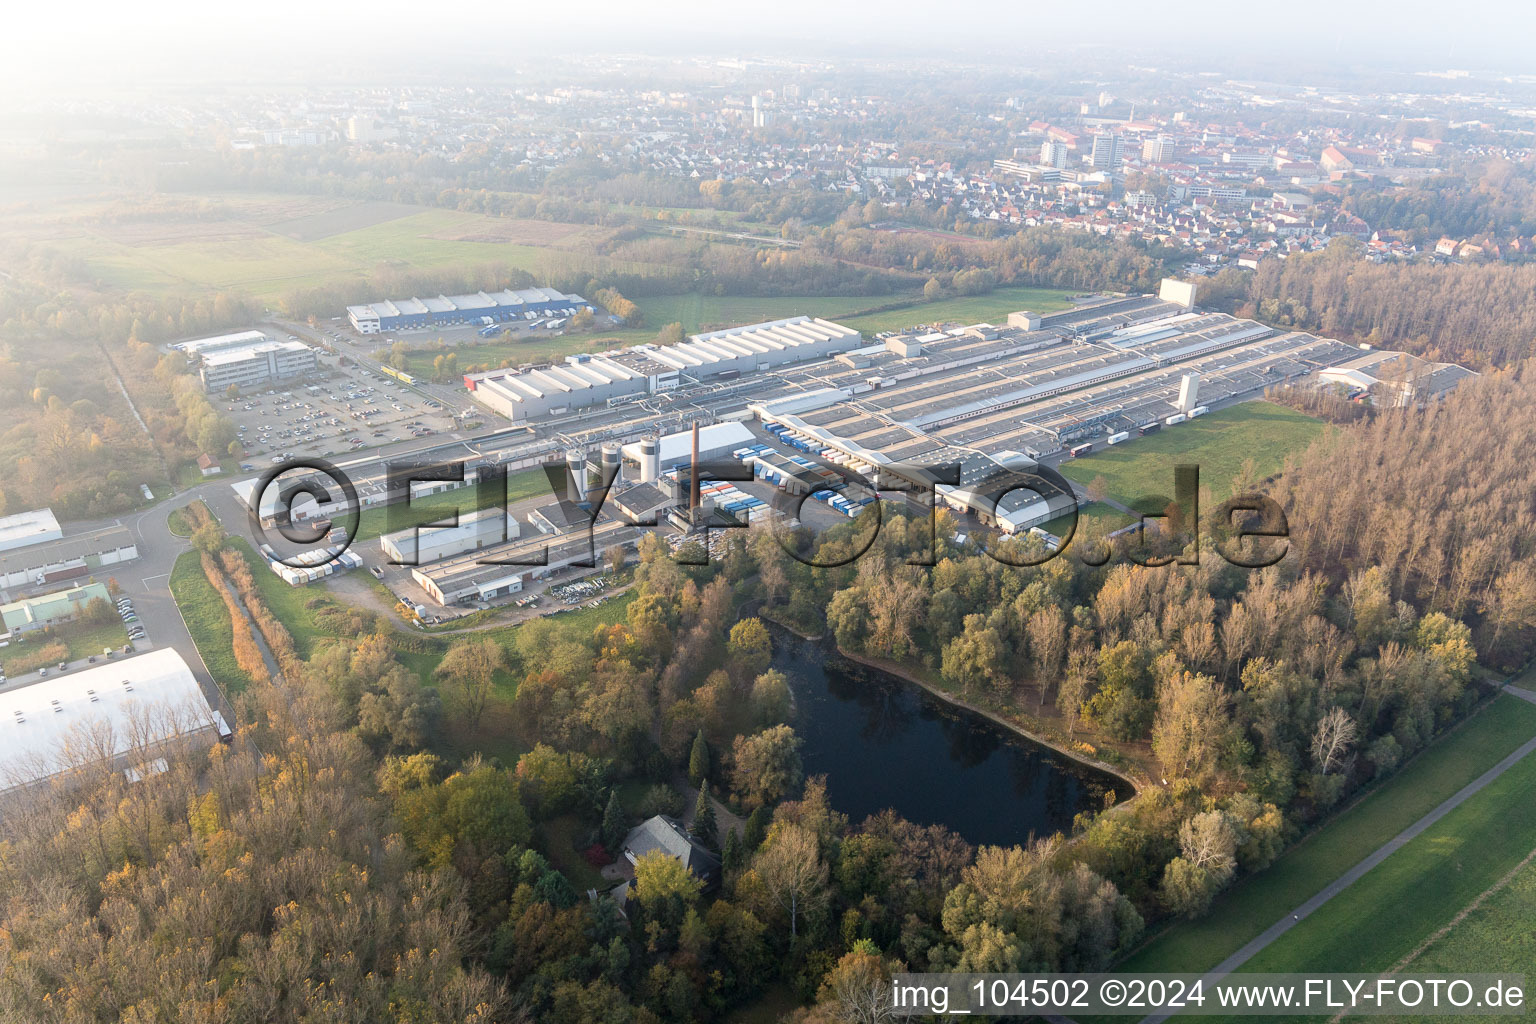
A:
752 822 828 939
1311 706 1357 776
1026 606 1066 706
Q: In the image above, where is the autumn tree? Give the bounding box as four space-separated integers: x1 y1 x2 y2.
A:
752 822 829 938
435 637 504 736
731 725 804 810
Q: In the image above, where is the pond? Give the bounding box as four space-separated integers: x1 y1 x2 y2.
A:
769 628 1131 848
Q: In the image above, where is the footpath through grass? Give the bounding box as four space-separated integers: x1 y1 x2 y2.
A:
1120 693 1536 975
1060 402 1325 508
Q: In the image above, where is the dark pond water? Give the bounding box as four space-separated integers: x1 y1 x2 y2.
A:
769 629 1131 848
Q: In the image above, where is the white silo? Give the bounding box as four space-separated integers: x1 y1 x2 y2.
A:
566 448 587 502
600 442 622 487
638 437 660 484
1178 372 1201 414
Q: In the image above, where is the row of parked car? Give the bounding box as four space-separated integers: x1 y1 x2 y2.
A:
118 597 146 643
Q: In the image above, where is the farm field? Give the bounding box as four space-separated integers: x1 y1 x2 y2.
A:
47 209 553 300
1118 692 1536 978
1059 401 1325 509
14 192 613 301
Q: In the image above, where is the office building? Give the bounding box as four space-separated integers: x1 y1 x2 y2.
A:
199 340 318 393
1141 135 1176 163
1090 133 1123 170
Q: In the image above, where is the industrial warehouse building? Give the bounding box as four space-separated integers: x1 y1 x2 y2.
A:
379 507 522 565
0 649 224 798
346 287 591 334
621 422 756 480
464 317 862 422
0 526 139 591
1 582 111 638
198 339 318 393
1318 350 1476 407
0 508 63 554
410 518 638 606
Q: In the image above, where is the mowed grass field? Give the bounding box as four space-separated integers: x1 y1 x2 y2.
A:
1059 402 1326 508
1237 743 1536 976
1402 855 1536 1024
349 469 554 543
838 285 1075 334
1038 501 1137 539
1118 693 1536 982
169 548 253 692
49 209 565 300
636 285 1074 337
14 192 614 301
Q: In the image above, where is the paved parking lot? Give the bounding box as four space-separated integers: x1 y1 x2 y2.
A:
0 594 149 694
227 359 458 466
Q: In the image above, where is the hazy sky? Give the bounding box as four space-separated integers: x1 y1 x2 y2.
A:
6 0 1536 88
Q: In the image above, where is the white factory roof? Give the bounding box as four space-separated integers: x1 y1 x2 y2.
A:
0 508 63 554
201 338 313 367
347 287 579 321
379 506 520 562
750 388 851 418
622 422 755 464
173 330 269 356
0 648 218 793
641 316 860 372
475 317 858 411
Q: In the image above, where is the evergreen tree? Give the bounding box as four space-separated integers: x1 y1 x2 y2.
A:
601 790 627 852
743 805 771 853
721 825 743 876
690 781 718 848
688 729 710 787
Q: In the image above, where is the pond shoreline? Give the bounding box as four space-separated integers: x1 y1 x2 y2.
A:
826 642 1145 797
